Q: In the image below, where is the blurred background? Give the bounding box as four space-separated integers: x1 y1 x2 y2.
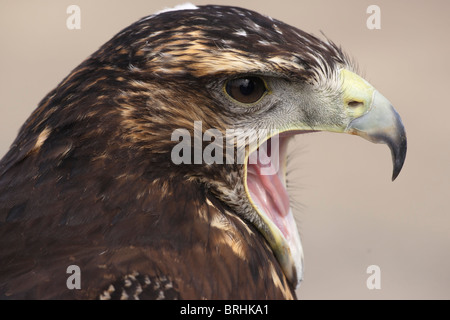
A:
0 0 448 299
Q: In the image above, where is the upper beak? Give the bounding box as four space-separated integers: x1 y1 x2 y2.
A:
340 69 407 181
345 91 407 180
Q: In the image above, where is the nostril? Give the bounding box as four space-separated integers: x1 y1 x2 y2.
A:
348 100 364 108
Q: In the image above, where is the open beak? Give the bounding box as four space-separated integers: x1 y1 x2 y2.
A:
242 69 406 290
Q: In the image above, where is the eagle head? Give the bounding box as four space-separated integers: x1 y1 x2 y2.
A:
0 4 406 298
116 5 405 288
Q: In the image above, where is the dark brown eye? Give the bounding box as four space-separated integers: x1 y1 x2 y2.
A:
225 77 267 104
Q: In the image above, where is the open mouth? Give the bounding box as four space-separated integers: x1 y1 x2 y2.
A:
244 130 313 287
246 134 291 236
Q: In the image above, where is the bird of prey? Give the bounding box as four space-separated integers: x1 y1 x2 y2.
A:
0 4 406 299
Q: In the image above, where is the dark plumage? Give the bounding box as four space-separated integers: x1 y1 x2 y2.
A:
0 4 406 299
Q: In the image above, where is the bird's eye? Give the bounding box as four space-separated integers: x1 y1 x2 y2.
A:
225 77 267 104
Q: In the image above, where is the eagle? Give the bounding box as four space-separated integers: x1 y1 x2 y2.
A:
0 4 406 299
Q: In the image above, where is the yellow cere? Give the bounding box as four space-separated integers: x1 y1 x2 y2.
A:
340 69 375 119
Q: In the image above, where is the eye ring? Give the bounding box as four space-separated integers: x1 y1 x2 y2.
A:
224 76 268 104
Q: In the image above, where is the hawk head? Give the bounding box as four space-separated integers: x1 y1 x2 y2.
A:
0 4 406 297
116 4 405 287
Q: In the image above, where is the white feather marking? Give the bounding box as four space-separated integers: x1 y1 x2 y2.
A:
273 24 283 35
155 3 198 15
33 126 51 151
234 29 247 37
139 3 198 22
258 40 271 46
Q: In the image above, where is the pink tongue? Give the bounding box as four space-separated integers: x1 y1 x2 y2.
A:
247 148 290 236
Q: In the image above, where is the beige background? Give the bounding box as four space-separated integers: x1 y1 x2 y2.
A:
1 0 449 299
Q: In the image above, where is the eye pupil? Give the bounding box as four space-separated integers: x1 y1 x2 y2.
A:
239 79 255 96
225 77 267 104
